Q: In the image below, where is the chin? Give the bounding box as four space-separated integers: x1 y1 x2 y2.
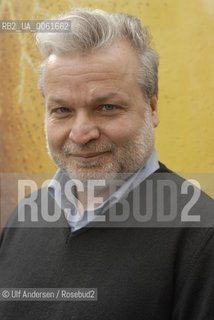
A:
63 166 120 184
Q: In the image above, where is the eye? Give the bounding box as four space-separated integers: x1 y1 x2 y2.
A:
56 106 70 113
49 106 73 118
100 104 117 111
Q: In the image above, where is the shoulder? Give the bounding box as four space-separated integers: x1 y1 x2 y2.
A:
155 162 214 216
0 187 68 248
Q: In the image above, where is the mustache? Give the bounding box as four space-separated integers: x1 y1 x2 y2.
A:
62 141 116 155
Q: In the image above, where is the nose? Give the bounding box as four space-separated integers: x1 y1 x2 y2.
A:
68 112 100 145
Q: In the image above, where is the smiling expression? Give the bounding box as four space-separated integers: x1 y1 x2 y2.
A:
43 40 158 181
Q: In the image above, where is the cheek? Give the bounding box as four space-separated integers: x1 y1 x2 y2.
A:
103 118 142 145
46 122 69 150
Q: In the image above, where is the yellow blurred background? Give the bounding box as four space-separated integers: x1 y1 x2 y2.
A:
0 0 213 200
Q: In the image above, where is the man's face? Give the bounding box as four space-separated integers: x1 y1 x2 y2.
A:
43 40 158 181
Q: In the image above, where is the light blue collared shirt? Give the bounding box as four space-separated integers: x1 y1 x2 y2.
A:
48 150 159 233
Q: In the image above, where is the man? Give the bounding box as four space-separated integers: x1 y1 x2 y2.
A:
0 8 214 320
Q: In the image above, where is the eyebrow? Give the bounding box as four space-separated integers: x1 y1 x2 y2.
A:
47 92 128 106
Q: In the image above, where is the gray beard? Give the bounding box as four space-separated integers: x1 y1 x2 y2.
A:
46 106 155 184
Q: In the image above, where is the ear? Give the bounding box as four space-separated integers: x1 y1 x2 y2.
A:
150 94 159 128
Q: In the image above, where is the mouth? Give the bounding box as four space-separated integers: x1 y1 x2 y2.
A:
67 151 110 161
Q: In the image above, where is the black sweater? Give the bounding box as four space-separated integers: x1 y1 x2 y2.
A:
0 163 214 320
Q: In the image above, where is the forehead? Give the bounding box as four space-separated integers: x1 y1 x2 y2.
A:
43 40 141 102
45 40 139 79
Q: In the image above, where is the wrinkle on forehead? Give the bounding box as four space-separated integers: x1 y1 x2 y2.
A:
43 39 142 104
45 39 140 78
